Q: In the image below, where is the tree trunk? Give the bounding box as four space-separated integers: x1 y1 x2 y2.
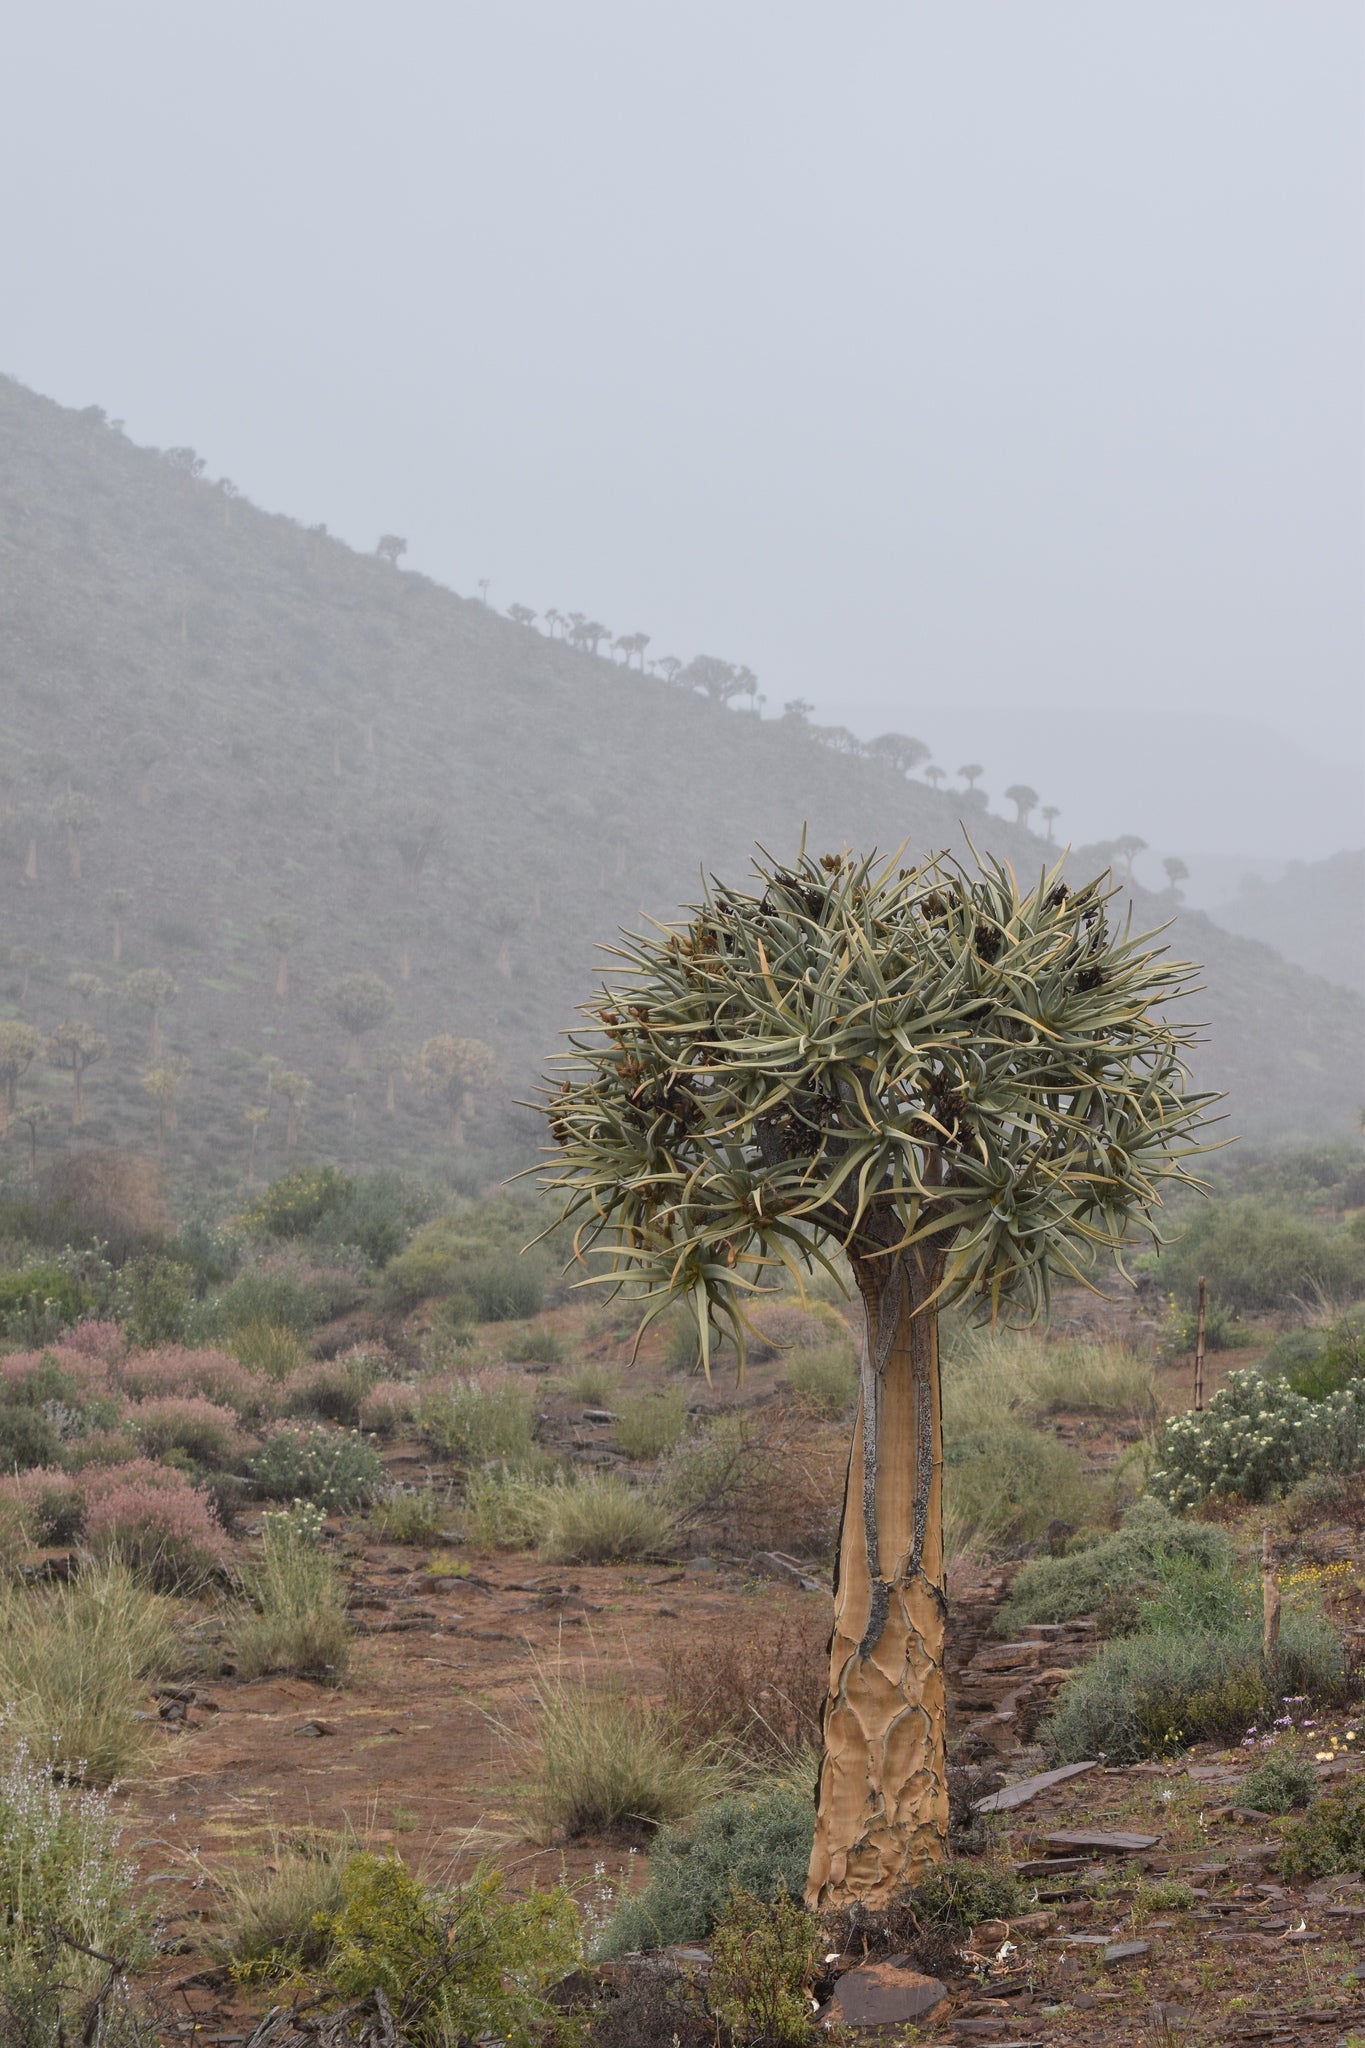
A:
68 830 81 880
23 835 37 883
149 1014 161 1059
112 917 123 963
71 1068 85 1125
275 952 289 1000
807 1249 948 1910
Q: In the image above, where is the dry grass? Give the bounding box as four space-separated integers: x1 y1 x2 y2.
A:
661 1602 828 1765
0 1562 179 1785
234 1518 352 1684
509 1657 735 1840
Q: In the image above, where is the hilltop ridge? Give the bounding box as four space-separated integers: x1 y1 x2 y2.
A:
0 375 1360 1194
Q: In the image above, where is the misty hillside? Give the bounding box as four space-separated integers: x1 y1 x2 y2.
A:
1208 852 1365 997
0 375 1360 1197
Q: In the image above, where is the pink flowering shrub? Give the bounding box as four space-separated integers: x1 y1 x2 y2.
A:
116 1346 273 1422
62 1320 125 1363
81 1458 228 1588
0 1346 117 1404
358 1380 420 1435
130 1396 244 1468
64 1426 139 1470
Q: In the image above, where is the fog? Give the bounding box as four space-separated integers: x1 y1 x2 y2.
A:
4 1 1361 865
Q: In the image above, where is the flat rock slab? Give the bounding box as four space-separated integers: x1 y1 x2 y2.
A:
974 1761 1099 1813
820 1958 947 2029
1103 1941 1152 1963
1043 1829 1161 1855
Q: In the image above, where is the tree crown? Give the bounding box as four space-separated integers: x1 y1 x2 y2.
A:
540 846 1215 1364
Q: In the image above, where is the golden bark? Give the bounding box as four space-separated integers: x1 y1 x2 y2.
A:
807 1251 948 1910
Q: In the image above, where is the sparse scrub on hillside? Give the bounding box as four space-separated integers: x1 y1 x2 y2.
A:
0 1563 179 1783
226 1318 306 1381
211 1833 352 1975
659 1407 843 1560
1000 1498 1234 1633
379 1199 552 1316
0 1457 227 1587
945 1421 1094 1554
280 1350 382 1426
234 1509 352 1683
1158 1200 1365 1311
129 1394 244 1469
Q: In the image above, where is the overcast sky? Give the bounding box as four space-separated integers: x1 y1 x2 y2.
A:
5 2 1362 875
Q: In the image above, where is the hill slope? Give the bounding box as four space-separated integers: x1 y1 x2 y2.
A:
0 375 1360 1195
1208 851 1365 997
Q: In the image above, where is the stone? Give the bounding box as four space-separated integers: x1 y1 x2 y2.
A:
1102 1941 1151 1963
973 1761 1099 1813
1043 1829 1161 1855
819 1958 947 2029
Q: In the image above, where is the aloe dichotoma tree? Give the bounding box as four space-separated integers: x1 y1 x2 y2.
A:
539 847 1213 1908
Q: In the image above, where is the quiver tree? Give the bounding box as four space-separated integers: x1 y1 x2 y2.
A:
262 911 306 1000
104 888 134 962
0 1021 43 1135
123 967 178 1058
49 791 101 879
11 1100 49 1175
382 797 443 897
47 1020 108 1126
324 973 394 1069
408 1034 495 1144
142 1058 188 1158
269 1069 312 1149
125 731 168 809
537 846 1213 1910
1004 783 1040 829
868 733 931 777
244 1105 270 1183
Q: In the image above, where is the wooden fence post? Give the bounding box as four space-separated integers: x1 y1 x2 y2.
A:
1194 1275 1207 1413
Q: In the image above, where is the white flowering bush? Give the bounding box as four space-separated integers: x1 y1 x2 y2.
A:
1150 1368 1365 1510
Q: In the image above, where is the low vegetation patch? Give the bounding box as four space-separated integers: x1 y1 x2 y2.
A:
417 1376 536 1464
538 1470 675 1563
1243 1748 1318 1814
234 1507 351 1684
515 1665 733 1842
1280 1777 1365 1880
663 1604 826 1763
613 1386 688 1460
596 1785 814 1954
244 1422 382 1509
998 1497 1234 1633
0 1562 179 1784
369 1484 453 1545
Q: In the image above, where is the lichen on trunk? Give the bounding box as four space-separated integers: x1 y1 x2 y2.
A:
807 1248 948 1909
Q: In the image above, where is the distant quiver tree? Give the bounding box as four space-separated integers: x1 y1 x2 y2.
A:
324 973 394 1068
537 845 1213 1909
408 1034 496 1144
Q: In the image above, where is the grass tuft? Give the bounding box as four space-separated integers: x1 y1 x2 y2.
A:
234 1513 352 1684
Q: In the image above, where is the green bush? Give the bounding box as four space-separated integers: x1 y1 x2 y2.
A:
244 1166 356 1242
944 1420 1095 1551
709 1887 819 2047
907 1862 1028 1928
1149 1368 1365 1510
614 1387 688 1460
1280 1778 1365 1881
462 1466 553 1549
379 1198 549 1315
786 1345 858 1418
1269 1311 1365 1402
0 1404 62 1472
461 1253 545 1322
119 1252 193 1345
597 1787 814 1955
229 1318 306 1379
1045 1610 1345 1763
324 1853 580 2048
999 1499 1235 1633
370 1486 452 1545
417 1378 536 1463
282 1353 381 1427
245 1424 382 1509
0 1264 90 1342
199 1259 361 1336
519 1669 733 1843
1161 1200 1364 1312
1243 1749 1318 1814
503 1324 564 1364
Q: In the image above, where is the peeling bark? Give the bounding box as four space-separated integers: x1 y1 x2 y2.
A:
807 1249 948 1909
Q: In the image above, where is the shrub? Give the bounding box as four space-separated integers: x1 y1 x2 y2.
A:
461 1253 544 1323
1243 1749 1318 1814
324 1853 580 2048
1162 1294 1236 1355
517 1668 733 1841
0 1404 62 1471
786 1345 857 1418
614 1388 688 1460
709 1887 818 2047
1268 1310 1365 1402
662 1605 827 1763
370 1486 452 1545
81 1458 229 1588
130 1395 243 1469
119 1253 193 1346
358 1379 420 1435
227 1318 307 1380
462 1466 552 1549
202 1258 361 1336
379 1200 549 1315
945 1421 1095 1552
502 1324 564 1365
998 1498 1235 1632
0 1263 90 1343
1149 1368 1365 1510
215 1835 351 1974
116 1344 269 1420
417 1377 535 1464
0 1742 152 2027
907 1861 1028 1928
0 1563 179 1783
245 1424 382 1509
539 1472 676 1563
565 1360 616 1405
235 1510 351 1683
1280 1777 1365 1881
597 1787 813 1954
1045 1610 1345 1763
281 1353 380 1427
31 1150 170 1261
659 1407 843 1561
244 1166 356 1242
1160 1200 1361 1312
0 1468 84 1545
